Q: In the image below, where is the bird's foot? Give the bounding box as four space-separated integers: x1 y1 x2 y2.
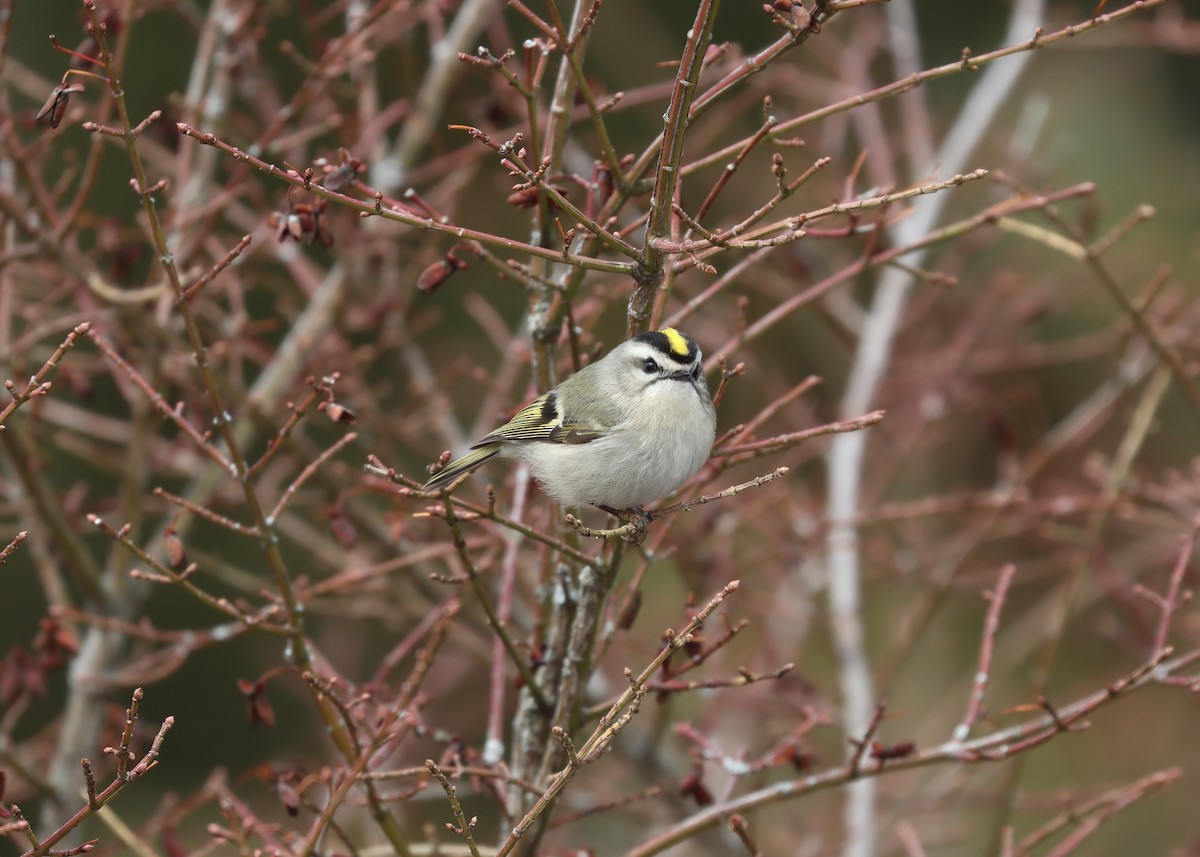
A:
615 506 650 545
566 505 650 545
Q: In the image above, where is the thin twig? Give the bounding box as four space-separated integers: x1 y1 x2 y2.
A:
1151 517 1200 656
0 323 89 427
439 494 550 710
268 433 357 523
175 123 636 276
179 233 252 303
630 0 723 331
954 565 1018 742
426 761 483 857
623 646 1200 857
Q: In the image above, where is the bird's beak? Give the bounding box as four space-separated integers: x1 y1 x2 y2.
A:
668 369 695 381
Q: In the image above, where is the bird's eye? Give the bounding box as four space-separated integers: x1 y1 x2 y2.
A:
642 358 659 374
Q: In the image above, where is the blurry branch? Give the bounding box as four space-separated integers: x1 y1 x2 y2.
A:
74 7 416 852
687 0 1171 173
495 580 741 857
1025 189 1200 418
1147 517 1200 657
246 376 335 480
827 0 1048 850
1014 767 1181 857
648 663 793 696
291 676 420 854
294 704 418 857
0 323 89 428
363 763 541 794
954 565 1018 743
624 644 1199 857
438 490 550 710
482 470 531 767
0 321 104 607
876 305 1199 702
391 0 496 180
153 487 260 536
2 0 1194 854
0 324 105 606
268 432 358 522
658 169 989 256
174 124 638 276
1032 359 1175 690
86 515 286 631
51 606 267 686
995 189 1200 416
989 333 1185 850
546 785 666 831
710 181 1096 362
87 329 232 472
178 233 253 303
2 421 106 606
82 795 157 857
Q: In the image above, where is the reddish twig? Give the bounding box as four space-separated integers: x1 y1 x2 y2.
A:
955 564 1018 742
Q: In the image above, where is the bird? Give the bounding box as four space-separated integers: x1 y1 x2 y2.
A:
424 327 716 513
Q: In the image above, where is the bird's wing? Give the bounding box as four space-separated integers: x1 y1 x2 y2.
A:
424 389 612 491
423 444 501 490
476 391 607 446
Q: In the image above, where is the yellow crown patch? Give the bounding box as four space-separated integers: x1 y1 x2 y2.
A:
659 327 691 359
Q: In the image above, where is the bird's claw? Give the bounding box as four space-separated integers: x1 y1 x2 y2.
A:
566 506 651 545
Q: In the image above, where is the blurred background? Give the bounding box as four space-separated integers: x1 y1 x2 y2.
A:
2 1 1200 855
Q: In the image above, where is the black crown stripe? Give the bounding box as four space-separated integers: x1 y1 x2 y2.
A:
634 329 697 362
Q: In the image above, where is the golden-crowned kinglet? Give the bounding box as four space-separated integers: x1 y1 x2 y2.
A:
425 327 716 511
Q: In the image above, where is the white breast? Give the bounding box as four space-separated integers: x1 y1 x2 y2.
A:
512 382 715 509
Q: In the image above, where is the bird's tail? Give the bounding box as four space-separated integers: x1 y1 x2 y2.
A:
423 443 501 491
